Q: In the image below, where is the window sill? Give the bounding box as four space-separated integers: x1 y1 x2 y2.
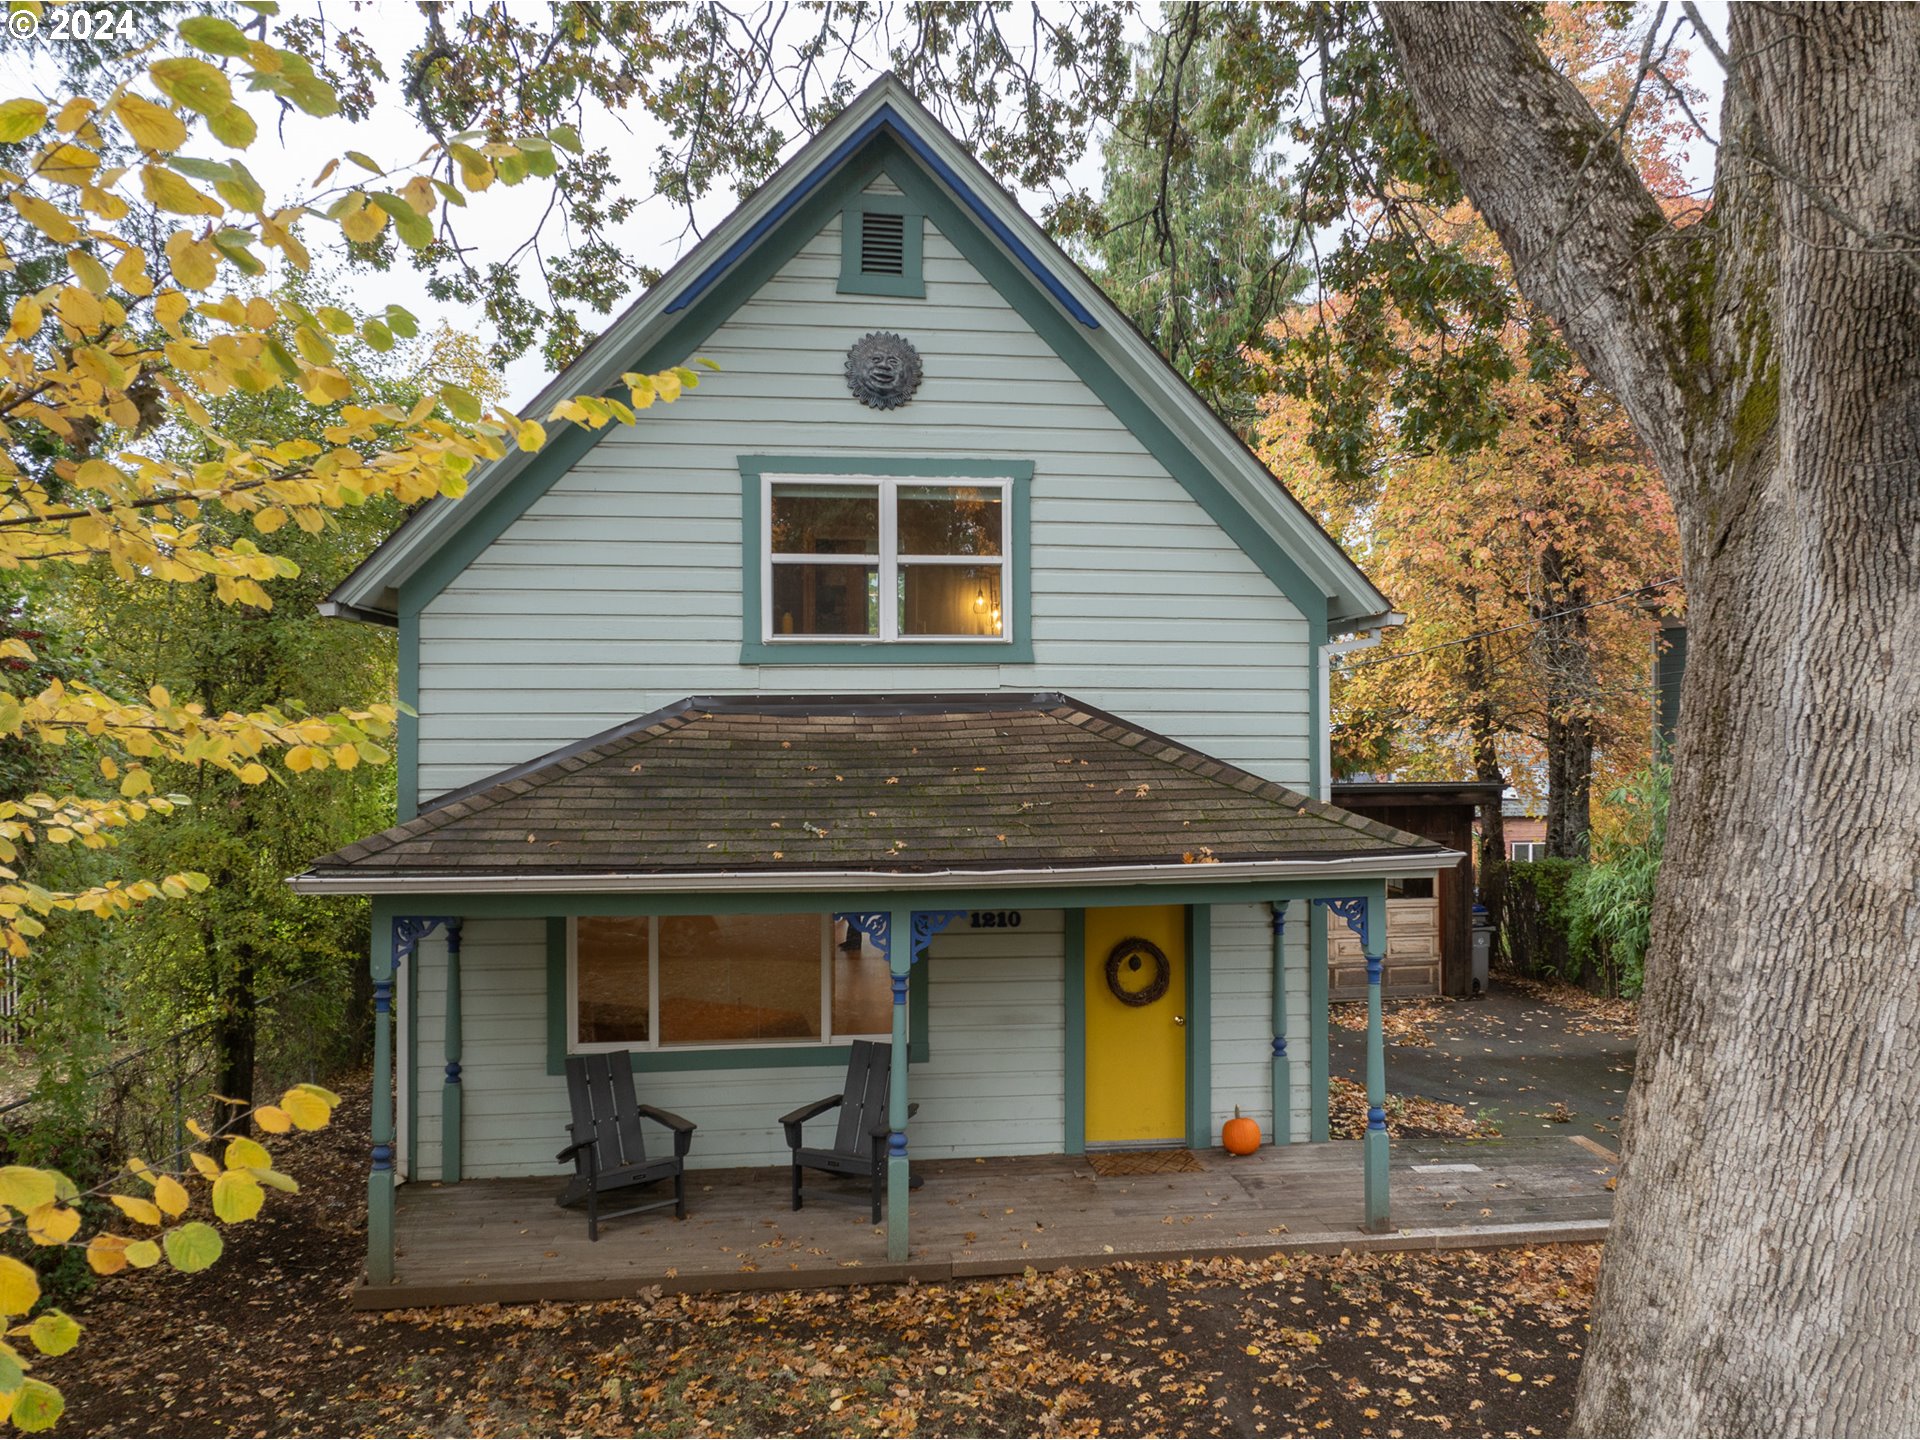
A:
742 637 1033 666
548 1039 928 1075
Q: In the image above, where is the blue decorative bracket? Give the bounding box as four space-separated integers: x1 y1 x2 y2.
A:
838 912 890 957
1269 900 1288 937
911 911 965 965
1314 896 1371 956
392 915 461 968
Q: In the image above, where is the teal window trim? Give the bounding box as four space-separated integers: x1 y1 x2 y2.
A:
838 194 924 298
1184 903 1213 1149
738 454 1033 665
1063 908 1086 1156
404 926 419 1178
543 915 928 1076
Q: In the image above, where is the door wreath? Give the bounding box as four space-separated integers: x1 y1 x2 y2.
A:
1105 937 1171 1006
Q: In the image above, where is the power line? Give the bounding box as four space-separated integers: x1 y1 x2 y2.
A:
1335 577 1683 671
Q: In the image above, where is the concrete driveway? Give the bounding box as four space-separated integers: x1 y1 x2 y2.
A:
1330 976 1637 1144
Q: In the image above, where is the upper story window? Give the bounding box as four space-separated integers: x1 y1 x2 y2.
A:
763 474 1009 644
838 197 924 298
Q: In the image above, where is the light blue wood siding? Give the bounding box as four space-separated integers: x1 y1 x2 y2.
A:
1208 903 1311 1145
408 913 1067 1180
414 189 1312 804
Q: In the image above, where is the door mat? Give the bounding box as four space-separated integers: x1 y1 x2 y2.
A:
1088 1149 1206 1177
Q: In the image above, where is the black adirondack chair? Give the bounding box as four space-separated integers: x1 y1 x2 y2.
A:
778 1039 915 1223
556 1051 696 1240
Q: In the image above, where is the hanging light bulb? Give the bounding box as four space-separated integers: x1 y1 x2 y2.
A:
973 584 987 612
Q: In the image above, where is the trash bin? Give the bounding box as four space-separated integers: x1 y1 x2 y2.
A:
1470 902 1493 996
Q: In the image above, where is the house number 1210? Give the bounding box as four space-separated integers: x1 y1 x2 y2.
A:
968 911 1022 929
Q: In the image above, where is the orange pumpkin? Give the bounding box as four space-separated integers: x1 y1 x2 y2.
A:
1222 1106 1261 1156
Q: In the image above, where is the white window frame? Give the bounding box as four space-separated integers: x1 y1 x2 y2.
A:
760 472 1013 645
566 913 896 1054
1509 841 1545 861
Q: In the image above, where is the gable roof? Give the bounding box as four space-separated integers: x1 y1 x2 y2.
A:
325 75 1392 629
291 694 1453 895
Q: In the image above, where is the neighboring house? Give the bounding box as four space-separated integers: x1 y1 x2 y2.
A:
1501 794 1548 860
293 77 1459 1284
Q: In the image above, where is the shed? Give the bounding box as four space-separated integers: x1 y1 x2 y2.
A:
1330 782 1503 997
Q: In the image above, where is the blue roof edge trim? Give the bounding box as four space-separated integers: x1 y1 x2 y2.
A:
664 104 1100 330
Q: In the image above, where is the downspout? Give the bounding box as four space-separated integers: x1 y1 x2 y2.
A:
1319 614 1405 800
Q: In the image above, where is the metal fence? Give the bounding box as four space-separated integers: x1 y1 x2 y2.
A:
0 977 361 1167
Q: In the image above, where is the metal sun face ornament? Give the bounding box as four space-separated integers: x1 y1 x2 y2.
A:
845 332 923 409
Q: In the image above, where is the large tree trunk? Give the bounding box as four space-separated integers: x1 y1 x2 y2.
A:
1382 5 1920 1434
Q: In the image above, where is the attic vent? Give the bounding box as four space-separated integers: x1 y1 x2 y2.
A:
860 211 907 275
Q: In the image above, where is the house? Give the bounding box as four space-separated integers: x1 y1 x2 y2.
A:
293 76 1460 1287
1328 781 1502 997
1500 794 1548 860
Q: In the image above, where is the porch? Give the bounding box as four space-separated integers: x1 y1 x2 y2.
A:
357 1132 1615 1308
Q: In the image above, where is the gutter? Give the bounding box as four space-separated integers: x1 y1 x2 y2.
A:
288 848 1464 897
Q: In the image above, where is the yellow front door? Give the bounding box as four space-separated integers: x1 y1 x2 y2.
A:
1084 905 1187 1145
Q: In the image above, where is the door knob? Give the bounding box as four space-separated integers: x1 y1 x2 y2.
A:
1174 1015 1186 1026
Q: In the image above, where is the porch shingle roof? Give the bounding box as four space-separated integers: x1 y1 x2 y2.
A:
301 694 1446 882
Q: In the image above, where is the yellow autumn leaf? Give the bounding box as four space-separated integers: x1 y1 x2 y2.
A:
0 1167 55 1215
56 285 103 334
338 197 387 245
333 742 359 770
186 1151 219 1180
7 295 41 341
279 1088 330 1131
23 1204 78 1246
210 1170 263 1223
111 94 187 152
254 1104 291 1134
123 1238 161 1269
163 230 217 290
85 1233 129 1276
223 1135 270 1171
142 164 223 217
152 1174 189 1219
107 1193 163 1226
0 1256 40 1316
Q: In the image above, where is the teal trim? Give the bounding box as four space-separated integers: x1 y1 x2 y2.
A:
1062 907 1086 1156
1309 904 1330 1143
1270 899 1290 1147
441 927 463 1183
368 899 397 1286
885 902 912 1261
404 930 419 1179
542 913 932 1075
397 608 419 821
365 875 1390 921
1361 880 1391 1232
1184 904 1212 1149
738 455 1034 665
838 194 924 297
544 917 567 1077
393 138 1332 641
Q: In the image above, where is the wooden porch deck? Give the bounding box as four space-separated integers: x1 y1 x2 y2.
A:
361 1134 1616 1308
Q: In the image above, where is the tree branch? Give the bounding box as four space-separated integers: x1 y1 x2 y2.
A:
1378 3 1705 473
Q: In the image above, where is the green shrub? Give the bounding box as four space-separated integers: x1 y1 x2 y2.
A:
1570 764 1670 999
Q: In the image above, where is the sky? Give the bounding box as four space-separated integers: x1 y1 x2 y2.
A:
1 0 1732 409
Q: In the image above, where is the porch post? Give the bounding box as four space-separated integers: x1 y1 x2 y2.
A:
1269 901 1290 1145
886 904 913 1261
441 920 465 1183
1362 882 1391 1232
368 908 397 1286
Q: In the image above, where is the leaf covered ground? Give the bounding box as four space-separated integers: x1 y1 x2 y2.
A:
49 1076 1601 1438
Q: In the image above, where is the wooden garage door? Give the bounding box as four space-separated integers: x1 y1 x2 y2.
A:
1329 898 1441 1000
